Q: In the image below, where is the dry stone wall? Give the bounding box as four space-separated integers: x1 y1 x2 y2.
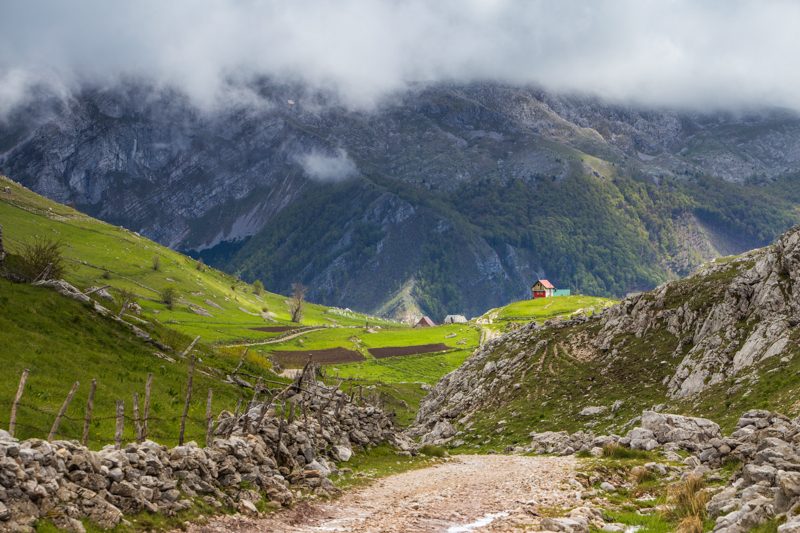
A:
0 384 400 532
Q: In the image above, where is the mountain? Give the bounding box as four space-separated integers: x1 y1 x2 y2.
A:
2 82 800 320
411 224 800 448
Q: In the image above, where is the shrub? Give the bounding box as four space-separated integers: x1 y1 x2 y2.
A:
161 287 178 310
152 255 161 271
253 280 264 295
670 474 709 527
601 442 651 460
676 515 703 533
18 237 67 281
630 465 656 485
419 444 447 458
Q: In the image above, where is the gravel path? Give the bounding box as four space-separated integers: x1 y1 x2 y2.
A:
186 455 580 532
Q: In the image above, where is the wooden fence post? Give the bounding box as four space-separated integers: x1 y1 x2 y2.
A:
142 373 153 441
48 381 79 441
178 356 195 445
81 379 97 446
181 336 201 358
133 392 142 443
114 400 124 450
205 388 214 446
9 369 29 437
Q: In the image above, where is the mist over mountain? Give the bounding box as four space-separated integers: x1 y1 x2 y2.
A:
3 1 800 319
2 80 799 320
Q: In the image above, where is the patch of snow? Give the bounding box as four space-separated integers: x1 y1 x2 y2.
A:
447 511 509 532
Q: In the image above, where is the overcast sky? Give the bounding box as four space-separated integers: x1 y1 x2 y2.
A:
2 0 800 114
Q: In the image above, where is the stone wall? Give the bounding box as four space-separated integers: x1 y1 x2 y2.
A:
0 384 401 532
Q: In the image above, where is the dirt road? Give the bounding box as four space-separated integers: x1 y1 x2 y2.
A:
186 455 580 532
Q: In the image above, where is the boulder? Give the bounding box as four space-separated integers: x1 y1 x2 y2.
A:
639 411 721 446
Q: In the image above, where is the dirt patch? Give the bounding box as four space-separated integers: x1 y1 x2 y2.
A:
368 343 450 358
271 347 364 367
184 455 580 532
250 326 297 333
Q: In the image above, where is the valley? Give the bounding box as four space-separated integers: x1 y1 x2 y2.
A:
4 174 800 532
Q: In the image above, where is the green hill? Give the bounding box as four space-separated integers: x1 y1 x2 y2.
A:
0 175 407 445
478 295 617 334
0 176 485 433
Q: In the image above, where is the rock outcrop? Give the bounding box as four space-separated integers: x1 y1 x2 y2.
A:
0 383 398 531
412 226 800 443
4 82 800 317
528 409 800 533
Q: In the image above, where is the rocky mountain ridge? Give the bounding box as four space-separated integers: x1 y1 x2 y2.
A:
2 81 800 318
412 224 800 444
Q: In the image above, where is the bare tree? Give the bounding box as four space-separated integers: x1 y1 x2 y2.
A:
289 282 307 323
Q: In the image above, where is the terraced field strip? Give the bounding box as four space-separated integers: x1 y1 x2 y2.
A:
271 347 365 367
224 326 326 347
368 343 451 358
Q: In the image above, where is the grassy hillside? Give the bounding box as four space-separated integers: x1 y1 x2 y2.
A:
0 176 485 432
0 278 249 448
0 175 397 344
479 295 617 333
0 176 408 445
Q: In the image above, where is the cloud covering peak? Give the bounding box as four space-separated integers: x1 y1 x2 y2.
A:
2 0 800 113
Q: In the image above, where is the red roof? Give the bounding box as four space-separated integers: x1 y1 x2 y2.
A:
534 279 555 289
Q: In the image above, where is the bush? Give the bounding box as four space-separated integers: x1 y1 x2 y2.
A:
601 442 651 460
253 280 264 295
161 287 178 310
419 444 447 458
18 237 67 281
670 474 709 527
152 256 161 271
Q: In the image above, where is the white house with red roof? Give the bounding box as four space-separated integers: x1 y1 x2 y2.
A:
531 279 555 299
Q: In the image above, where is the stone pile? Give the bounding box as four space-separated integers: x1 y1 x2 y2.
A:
529 409 800 532
527 430 617 456
0 384 399 532
705 410 800 532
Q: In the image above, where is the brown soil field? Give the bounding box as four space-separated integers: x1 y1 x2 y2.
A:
271 347 365 367
368 343 450 358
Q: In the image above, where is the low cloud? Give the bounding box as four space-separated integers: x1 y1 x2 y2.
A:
295 148 358 182
1 1 800 113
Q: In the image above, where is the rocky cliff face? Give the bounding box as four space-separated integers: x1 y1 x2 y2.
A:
2 81 800 318
412 226 800 444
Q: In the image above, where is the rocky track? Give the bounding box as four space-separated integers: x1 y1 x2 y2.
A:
185 455 579 533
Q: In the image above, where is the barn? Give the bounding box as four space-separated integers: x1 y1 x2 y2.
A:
415 316 436 328
444 314 468 324
531 279 555 299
